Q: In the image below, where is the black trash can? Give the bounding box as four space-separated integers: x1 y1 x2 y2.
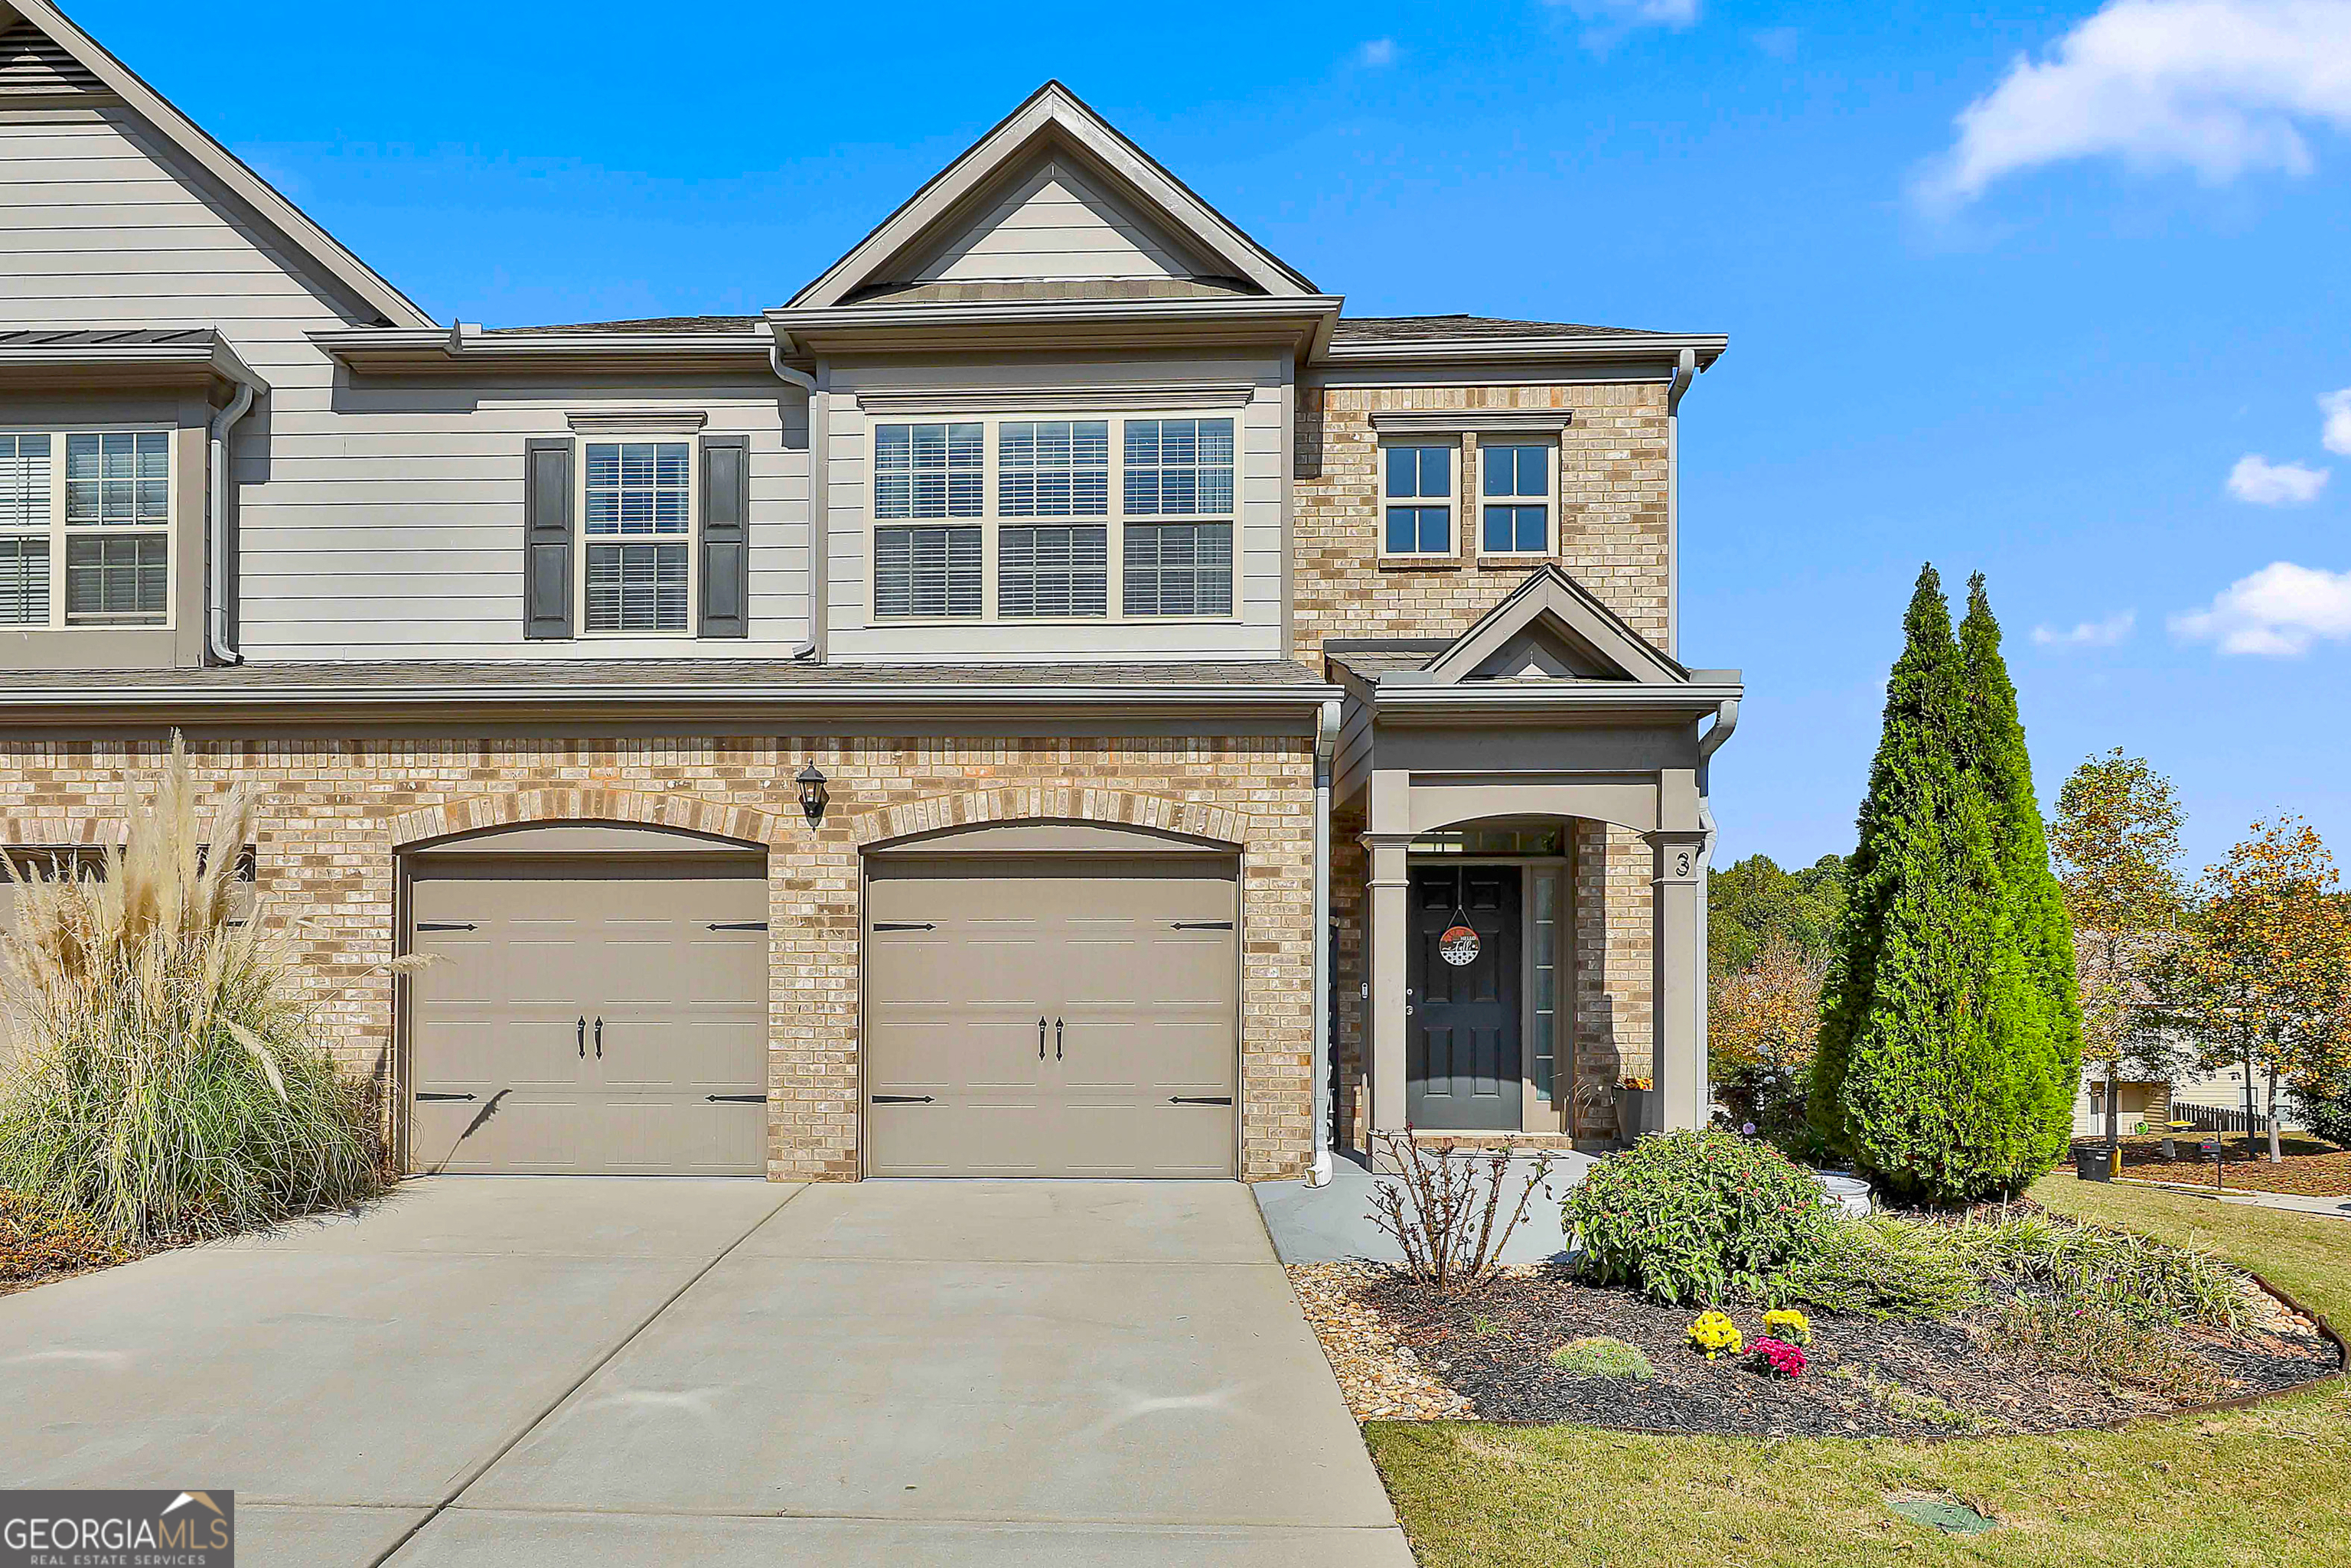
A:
2075 1146 2114 1182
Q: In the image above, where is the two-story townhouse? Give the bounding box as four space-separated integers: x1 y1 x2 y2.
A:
0 0 1738 1185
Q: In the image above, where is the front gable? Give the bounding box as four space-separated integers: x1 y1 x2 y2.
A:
1418 565 1690 686
790 83 1315 308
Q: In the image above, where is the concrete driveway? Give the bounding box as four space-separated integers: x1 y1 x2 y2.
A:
0 1178 1411 1566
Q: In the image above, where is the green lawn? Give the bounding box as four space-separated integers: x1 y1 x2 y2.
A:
1363 1175 2351 1568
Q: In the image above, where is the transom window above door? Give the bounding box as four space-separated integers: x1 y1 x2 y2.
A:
1383 443 1454 558
869 415 1236 622
582 442 691 634
0 428 174 630
1480 443 1552 555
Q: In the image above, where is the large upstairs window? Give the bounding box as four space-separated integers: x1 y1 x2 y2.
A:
1382 442 1454 558
869 414 1236 622
0 429 173 628
582 441 691 634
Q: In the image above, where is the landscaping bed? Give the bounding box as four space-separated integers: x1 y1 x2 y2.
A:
1295 1250 2338 1437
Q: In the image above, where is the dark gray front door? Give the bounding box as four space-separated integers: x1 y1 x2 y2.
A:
1406 864 1523 1130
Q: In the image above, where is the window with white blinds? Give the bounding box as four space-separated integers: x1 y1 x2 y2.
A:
582 441 691 633
0 429 173 629
869 414 1237 623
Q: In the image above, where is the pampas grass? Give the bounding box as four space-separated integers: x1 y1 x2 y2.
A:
0 737 393 1241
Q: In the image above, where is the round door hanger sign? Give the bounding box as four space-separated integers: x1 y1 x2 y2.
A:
1439 923 1482 967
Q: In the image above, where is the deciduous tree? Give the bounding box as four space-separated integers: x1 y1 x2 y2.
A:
2049 751 2190 1157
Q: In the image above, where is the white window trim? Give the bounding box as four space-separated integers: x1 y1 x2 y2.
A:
1475 438 1559 561
866 409 1241 626
574 436 697 638
1378 437 1461 565
0 423 177 632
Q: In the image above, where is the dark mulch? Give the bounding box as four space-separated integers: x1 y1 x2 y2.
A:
1357 1270 2341 1438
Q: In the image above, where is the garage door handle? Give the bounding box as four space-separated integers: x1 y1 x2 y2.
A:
1170 1096 1234 1106
707 921 768 931
595 1017 603 1059
1172 921 1233 931
875 921 935 931
1055 1018 1063 1061
1039 1017 1047 1059
416 1091 477 1102
577 1016 585 1058
706 1094 766 1103
872 1094 935 1104
417 921 476 931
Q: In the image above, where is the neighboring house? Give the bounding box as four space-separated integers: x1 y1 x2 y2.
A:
0 2 1737 1182
2069 1066 2304 1137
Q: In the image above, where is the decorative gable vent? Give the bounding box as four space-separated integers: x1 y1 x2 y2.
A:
0 21 106 98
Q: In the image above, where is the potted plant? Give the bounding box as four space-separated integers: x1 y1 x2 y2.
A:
1614 1076 1653 1143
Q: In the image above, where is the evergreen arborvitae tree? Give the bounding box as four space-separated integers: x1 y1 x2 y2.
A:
1811 566 2041 1203
1959 573 2083 1181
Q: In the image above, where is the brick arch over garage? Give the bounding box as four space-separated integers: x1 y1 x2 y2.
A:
386 787 786 852
846 785 1249 851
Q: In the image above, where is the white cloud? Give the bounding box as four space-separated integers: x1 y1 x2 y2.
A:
1355 37 1397 68
2171 561 2351 655
2322 388 2351 456
2227 453 2331 504
2032 610 2137 648
1918 1 2351 208
1550 0 1701 47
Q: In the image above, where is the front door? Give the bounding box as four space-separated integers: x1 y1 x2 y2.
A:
1406 864 1523 1130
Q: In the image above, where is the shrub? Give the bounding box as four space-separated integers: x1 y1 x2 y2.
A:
1549 1336 1655 1380
1366 1130 1560 1291
1569 1127 1833 1305
0 739 392 1243
1769 1214 1984 1320
0 1188 133 1283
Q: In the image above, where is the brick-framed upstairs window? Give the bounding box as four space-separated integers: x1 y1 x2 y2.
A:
1479 442 1553 556
1381 442 1455 559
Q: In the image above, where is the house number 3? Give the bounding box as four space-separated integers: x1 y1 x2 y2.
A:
1674 850 1694 878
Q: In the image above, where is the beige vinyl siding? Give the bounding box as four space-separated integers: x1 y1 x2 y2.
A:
823 354 1289 663
0 107 815 660
906 158 1208 284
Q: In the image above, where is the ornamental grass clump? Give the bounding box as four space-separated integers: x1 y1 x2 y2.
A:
0 738 393 1244
1768 1213 1984 1320
1569 1127 1833 1305
1549 1335 1655 1381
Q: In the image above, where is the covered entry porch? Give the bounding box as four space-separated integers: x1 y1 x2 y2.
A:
1325 567 1740 1149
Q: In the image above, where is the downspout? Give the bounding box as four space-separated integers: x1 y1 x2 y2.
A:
768 341 820 660
205 378 256 665
1665 347 1697 662
1693 695 1739 1128
1308 697 1340 1187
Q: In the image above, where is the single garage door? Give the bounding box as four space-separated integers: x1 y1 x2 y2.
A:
408 849 768 1175
864 850 1239 1178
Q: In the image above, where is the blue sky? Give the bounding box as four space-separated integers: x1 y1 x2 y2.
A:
73 0 2351 874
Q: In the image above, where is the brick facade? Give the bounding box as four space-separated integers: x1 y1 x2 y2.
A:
1299 379 1673 1146
0 732 1317 1182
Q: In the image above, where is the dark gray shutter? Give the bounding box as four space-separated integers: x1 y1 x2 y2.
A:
699 435 749 639
523 438 575 639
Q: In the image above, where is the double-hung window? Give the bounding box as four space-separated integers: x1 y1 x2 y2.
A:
1383 444 1454 557
998 420 1108 617
873 422 983 618
1480 443 1551 554
1122 417 1234 617
868 414 1236 621
582 441 691 633
0 429 173 628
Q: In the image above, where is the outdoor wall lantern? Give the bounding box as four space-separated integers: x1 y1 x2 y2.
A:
796 764 830 826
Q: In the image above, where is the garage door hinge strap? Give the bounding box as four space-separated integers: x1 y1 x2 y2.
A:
415 1091 477 1101
1170 1095 1234 1105
706 1094 766 1103
416 922 477 931
873 921 936 931
707 921 768 931
1172 921 1234 930
872 1094 936 1104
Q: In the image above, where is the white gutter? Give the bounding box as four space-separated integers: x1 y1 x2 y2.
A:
205 377 257 664
768 343 820 660
1665 347 1697 660
1308 697 1340 1188
1693 695 1739 1128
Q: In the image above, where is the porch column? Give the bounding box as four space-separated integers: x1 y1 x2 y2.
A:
1363 832 1414 1140
1646 828 1709 1132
